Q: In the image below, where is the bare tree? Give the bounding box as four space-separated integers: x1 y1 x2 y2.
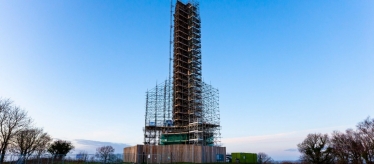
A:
356 117 374 163
331 129 363 164
257 152 274 164
9 127 51 159
345 129 362 163
331 130 351 163
35 131 52 159
0 99 32 163
297 133 334 164
96 145 115 163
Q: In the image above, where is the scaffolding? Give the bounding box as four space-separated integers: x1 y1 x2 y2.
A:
144 0 221 147
144 80 221 146
143 80 172 145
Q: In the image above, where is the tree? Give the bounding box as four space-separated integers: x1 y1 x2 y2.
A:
9 127 52 159
297 133 334 164
0 99 32 163
34 130 53 159
331 129 363 164
257 152 274 164
47 140 74 160
298 117 374 164
356 117 374 163
96 145 115 163
331 130 351 163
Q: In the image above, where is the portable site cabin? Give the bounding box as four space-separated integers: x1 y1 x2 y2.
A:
231 152 257 164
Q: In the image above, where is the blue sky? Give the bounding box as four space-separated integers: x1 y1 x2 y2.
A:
1 0 373 160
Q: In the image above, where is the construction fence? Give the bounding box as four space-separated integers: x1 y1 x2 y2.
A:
123 153 226 164
1 153 226 164
1 154 123 164
124 145 226 163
